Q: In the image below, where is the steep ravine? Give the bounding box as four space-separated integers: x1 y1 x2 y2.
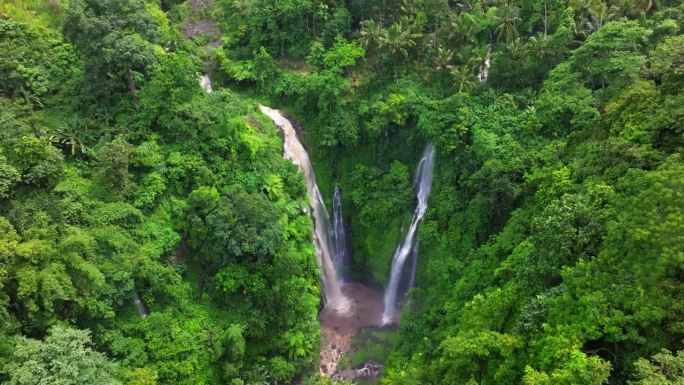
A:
259 105 386 379
257 102 434 381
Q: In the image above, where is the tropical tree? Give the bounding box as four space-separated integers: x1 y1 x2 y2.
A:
446 12 480 46
64 0 161 100
525 33 554 60
95 140 136 199
49 114 93 157
633 0 659 13
434 46 454 74
0 157 20 199
631 349 684 384
359 19 385 51
494 3 521 42
5 326 121 385
569 0 614 38
450 64 477 92
378 16 422 79
381 17 420 58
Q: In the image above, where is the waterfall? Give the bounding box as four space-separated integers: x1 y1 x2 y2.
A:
332 186 348 281
200 74 213 93
132 292 148 317
258 105 350 313
478 48 491 83
382 144 435 325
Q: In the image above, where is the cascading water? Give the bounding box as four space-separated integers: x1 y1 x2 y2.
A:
478 47 491 83
199 74 213 93
332 186 348 281
382 144 435 325
258 105 350 313
132 292 148 317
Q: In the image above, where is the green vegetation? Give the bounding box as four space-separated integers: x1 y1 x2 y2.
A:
0 2 320 383
5 326 120 385
1 0 683 384
350 329 400 368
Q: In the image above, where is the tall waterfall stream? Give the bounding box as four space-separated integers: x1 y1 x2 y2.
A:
382 144 435 325
331 186 348 282
259 105 350 312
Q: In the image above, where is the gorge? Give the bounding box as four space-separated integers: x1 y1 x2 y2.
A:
259 104 436 377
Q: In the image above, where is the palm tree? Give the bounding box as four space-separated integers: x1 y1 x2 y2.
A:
479 0 499 12
359 19 386 73
466 45 488 68
455 0 481 12
378 17 422 80
450 65 477 93
607 0 630 18
359 19 385 52
525 33 554 60
447 12 480 46
434 46 454 73
494 3 521 42
49 117 88 156
493 37 527 75
569 0 604 18
504 37 527 60
380 17 421 58
95 106 115 126
569 0 609 37
399 0 420 16
18 86 44 110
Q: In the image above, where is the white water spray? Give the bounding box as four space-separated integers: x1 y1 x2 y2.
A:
382 144 435 325
199 74 213 93
478 47 491 83
133 292 148 317
259 105 350 313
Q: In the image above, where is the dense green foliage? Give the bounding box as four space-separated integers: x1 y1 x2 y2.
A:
1 0 683 384
0 2 322 384
5 326 120 385
210 0 683 383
